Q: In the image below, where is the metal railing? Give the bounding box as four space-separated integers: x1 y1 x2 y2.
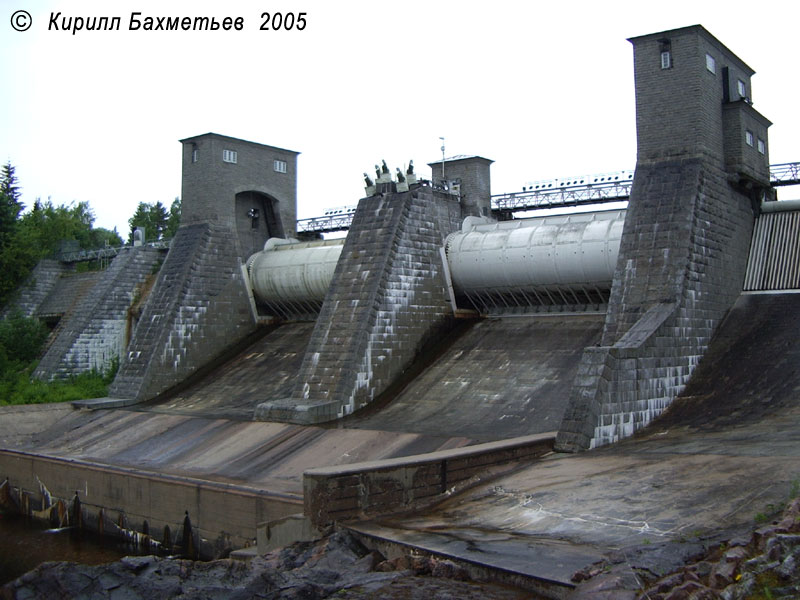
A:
770 162 800 187
297 162 799 233
58 239 171 264
492 178 633 212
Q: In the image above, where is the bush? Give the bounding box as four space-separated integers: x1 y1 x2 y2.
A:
0 313 118 406
0 311 49 363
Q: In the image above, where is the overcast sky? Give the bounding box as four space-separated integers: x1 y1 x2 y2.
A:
1 0 798 238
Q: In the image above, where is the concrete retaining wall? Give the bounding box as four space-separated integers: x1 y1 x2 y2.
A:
303 433 554 528
0 449 301 556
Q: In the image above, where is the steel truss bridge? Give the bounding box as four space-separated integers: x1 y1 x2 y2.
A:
58 240 170 264
297 162 800 234
60 163 800 261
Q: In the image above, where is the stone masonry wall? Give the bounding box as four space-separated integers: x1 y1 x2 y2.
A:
109 223 257 402
1 259 71 318
555 160 754 451
33 247 165 380
256 185 462 424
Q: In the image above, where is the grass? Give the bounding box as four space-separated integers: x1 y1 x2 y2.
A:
0 359 118 406
0 313 118 406
0 366 115 406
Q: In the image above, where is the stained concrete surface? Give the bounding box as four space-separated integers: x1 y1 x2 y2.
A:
4 294 800 592
343 315 604 441
140 321 316 420
345 293 800 587
134 314 602 443
0 406 474 497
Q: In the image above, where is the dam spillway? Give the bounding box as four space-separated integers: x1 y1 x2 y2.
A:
3 24 800 588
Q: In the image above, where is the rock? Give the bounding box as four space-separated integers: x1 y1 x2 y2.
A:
352 550 384 573
709 559 737 588
722 546 749 563
120 555 157 573
720 571 756 600
664 580 716 600
431 559 470 581
652 572 686 594
765 534 800 561
753 524 789 551
777 548 800 580
693 561 714 578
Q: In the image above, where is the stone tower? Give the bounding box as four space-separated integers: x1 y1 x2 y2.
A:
180 133 299 259
109 134 298 403
428 155 494 217
556 25 771 451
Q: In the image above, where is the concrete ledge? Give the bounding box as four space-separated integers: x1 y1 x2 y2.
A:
346 521 588 600
71 397 142 410
254 398 341 424
303 433 555 528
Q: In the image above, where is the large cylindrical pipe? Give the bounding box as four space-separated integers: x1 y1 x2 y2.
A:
247 238 344 305
444 210 625 294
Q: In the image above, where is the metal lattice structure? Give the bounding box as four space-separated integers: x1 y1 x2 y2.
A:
770 162 800 187
297 163 799 234
58 240 171 264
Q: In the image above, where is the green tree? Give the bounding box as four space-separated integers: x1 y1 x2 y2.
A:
166 197 181 239
88 226 123 249
127 201 170 243
0 162 24 246
0 164 34 305
0 311 49 364
17 199 99 258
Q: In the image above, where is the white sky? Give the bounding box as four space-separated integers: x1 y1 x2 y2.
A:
1 0 798 238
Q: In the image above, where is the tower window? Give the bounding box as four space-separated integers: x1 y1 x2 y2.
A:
658 38 671 70
737 79 747 99
223 149 238 164
705 54 716 74
745 131 754 147
191 149 198 163
757 138 766 154
274 159 287 173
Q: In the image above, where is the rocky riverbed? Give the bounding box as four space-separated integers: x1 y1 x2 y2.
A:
4 498 800 599
571 497 800 599
0 530 533 599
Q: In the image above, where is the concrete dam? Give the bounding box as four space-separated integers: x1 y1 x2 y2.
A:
2 24 800 595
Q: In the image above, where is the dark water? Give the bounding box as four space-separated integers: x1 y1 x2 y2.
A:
0 513 144 585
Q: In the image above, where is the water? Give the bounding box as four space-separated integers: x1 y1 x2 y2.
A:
0 513 145 585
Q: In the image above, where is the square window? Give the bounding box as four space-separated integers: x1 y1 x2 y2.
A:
705 54 716 74
745 131 754 147
274 159 287 173
737 79 747 99
223 149 238 164
757 138 766 154
660 51 671 70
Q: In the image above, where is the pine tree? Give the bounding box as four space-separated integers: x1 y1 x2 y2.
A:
166 197 181 238
0 163 24 246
